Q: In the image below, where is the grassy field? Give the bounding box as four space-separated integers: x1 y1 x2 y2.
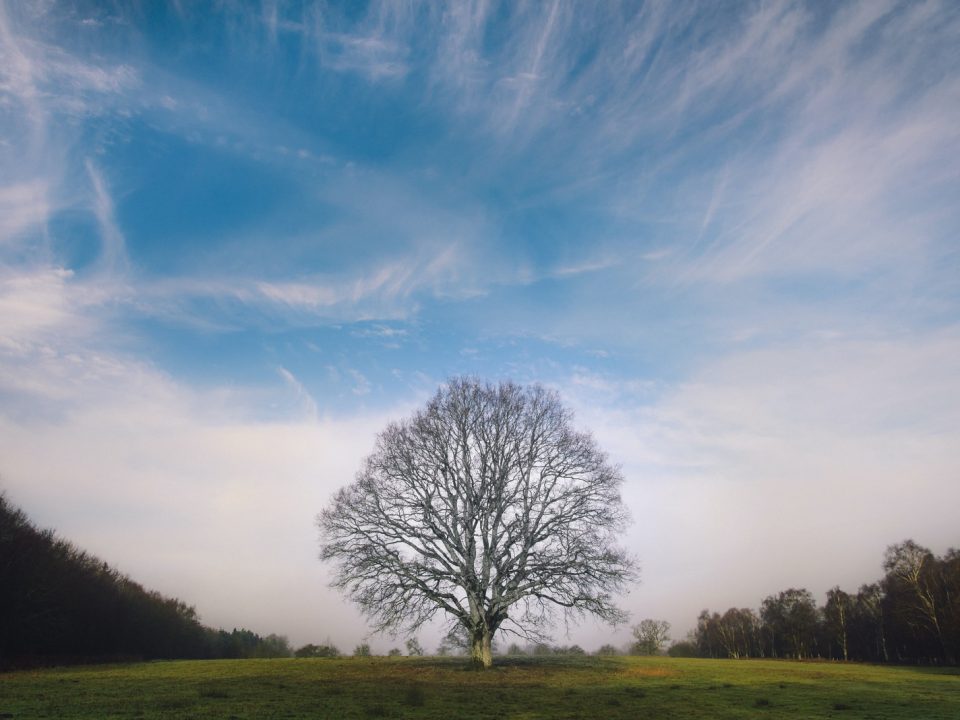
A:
2 655 958 720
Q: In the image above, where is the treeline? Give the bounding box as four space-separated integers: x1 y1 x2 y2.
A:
688 540 959 665
0 494 290 668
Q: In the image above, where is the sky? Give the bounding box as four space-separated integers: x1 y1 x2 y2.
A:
1 0 958 652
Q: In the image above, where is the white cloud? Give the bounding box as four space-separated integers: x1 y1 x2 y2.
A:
277 367 319 421
347 368 371 396
258 1 413 82
0 4 137 122
0 267 125 357
414 0 958 297
248 249 460 321
0 179 49 244
431 0 491 95
85 160 130 276
498 0 561 132
320 32 409 80
686 81 960 283
351 324 408 340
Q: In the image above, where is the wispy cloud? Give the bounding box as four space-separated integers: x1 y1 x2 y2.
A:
319 31 409 80
278 366 319 421
248 244 467 321
0 179 49 245
85 160 129 276
253 1 413 81
414 1 958 297
0 1 139 287
675 2 960 284
0 4 137 125
0 266 75 349
0 2 46 138
497 0 561 132
347 368 371 396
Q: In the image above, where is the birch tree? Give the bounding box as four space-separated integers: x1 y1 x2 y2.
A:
824 587 852 661
884 540 952 662
318 378 637 668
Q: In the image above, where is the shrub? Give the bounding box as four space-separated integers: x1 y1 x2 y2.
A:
295 643 340 658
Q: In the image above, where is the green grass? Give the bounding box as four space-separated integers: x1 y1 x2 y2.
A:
1 655 958 719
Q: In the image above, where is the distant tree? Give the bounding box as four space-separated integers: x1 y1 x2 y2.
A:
505 642 526 656
883 540 955 663
217 628 292 659
405 637 424 656
388 647 402 657
532 642 554 656
631 619 671 655
322 643 341 657
255 633 292 658
849 583 887 662
595 644 619 656
294 643 319 658
824 587 853 661
437 625 469 656
715 608 761 659
760 589 818 659
667 640 699 658
295 642 341 658
695 610 720 658
941 549 960 664
318 379 637 668
686 542 960 666
353 643 371 657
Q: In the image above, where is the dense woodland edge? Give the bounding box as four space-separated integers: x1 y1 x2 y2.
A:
2 493 957 669
676 539 959 666
0 493 290 669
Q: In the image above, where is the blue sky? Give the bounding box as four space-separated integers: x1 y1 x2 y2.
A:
1 0 959 650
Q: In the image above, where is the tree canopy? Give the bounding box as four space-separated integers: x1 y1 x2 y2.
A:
318 378 637 667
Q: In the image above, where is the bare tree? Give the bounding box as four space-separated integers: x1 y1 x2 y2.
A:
318 378 637 668
884 540 949 662
824 587 852 661
631 619 671 655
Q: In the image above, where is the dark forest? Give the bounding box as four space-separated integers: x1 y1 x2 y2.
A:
0 494 289 669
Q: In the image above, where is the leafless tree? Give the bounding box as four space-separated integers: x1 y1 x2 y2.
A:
631 618 671 655
318 378 637 668
884 540 949 661
824 587 852 661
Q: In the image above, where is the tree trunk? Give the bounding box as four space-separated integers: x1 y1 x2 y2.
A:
470 628 493 669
